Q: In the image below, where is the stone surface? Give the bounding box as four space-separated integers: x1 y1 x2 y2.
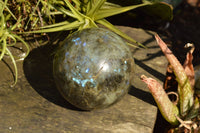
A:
54 28 134 110
0 26 168 133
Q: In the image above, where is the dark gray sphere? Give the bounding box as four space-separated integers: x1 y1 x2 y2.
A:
53 28 134 110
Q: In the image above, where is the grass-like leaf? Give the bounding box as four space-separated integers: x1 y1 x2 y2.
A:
64 0 85 21
6 34 17 46
97 19 146 48
94 3 152 20
0 0 17 20
101 2 121 9
12 34 30 58
87 0 106 18
85 0 93 14
53 5 77 18
27 20 83 33
39 20 71 29
142 2 173 21
72 0 81 7
126 42 141 49
25 0 42 30
0 11 5 35
0 39 7 60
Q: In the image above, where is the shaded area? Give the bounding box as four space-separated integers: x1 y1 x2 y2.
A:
165 2 200 66
109 1 200 66
129 86 156 106
135 58 166 82
108 3 200 132
0 26 161 133
23 44 81 111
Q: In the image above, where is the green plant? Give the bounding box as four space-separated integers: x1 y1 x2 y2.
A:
29 0 155 47
1 0 173 86
5 0 62 32
141 35 199 132
0 0 30 86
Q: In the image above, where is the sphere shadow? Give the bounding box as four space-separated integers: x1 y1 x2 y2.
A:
23 44 83 111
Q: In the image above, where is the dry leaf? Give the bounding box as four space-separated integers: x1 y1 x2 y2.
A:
183 43 195 89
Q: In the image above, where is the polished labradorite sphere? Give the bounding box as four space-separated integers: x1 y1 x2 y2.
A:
53 28 134 110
